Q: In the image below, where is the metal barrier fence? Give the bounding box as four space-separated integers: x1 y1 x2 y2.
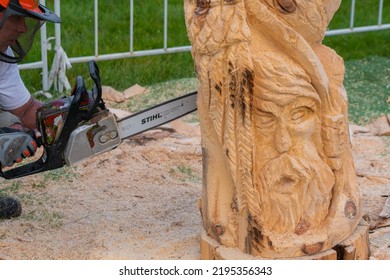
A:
19 0 390 91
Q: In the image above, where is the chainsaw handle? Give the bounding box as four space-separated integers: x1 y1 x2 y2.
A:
84 60 103 119
0 61 102 180
0 145 65 179
57 76 85 149
0 73 87 179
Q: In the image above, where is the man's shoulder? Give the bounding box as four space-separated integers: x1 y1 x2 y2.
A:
0 59 18 79
0 48 18 74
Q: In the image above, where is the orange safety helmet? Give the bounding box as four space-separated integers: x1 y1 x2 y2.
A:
0 0 61 63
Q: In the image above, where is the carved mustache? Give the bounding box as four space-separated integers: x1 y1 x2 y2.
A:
260 153 312 195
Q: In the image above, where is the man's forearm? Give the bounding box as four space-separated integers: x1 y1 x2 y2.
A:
9 97 42 130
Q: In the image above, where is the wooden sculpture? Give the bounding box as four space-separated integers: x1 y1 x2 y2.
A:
184 0 369 259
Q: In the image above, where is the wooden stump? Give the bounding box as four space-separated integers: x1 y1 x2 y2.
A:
185 0 366 259
201 220 370 260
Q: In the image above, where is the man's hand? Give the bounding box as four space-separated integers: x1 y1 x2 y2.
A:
0 127 38 167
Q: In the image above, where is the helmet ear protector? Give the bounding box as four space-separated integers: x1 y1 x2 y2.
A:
0 0 61 63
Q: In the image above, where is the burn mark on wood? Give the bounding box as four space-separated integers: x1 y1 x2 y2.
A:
239 68 254 125
229 94 235 109
228 62 237 93
215 82 222 96
253 226 264 243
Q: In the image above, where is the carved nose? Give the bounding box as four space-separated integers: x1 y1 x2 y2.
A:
275 124 292 153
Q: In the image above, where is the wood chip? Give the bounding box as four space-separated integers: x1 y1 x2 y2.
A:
123 84 146 99
102 86 125 103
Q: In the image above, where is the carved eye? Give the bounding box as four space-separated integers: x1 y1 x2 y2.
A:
256 111 276 128
290 106 313 123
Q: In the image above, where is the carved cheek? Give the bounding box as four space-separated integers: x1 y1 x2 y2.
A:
253 112 277 136
289 116 316 138
253 113 284 157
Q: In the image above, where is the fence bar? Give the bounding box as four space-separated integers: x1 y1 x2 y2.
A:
39 0 49 91
54 0 61 47
325 23 390 36
164 0 168 50
378 0 384 25
18 61 43 70
130 0 134 53
94 0 99 57
350 0 356 29
66 46 192 64
19 45 192 70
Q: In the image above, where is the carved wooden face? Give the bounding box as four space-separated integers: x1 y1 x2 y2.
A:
252 91 335 235
253 95 318 157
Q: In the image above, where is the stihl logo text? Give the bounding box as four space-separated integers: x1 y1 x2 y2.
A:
141 113 163 124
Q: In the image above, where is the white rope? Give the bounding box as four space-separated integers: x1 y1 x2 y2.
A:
47 46 72 93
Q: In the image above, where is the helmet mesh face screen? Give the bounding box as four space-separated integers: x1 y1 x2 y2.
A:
10 17 43 60
0 16 43 63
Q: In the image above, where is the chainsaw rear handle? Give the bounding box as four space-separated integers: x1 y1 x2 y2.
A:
0 61 103 179
0 145 66 179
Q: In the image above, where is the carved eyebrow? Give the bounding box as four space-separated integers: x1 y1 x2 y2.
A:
256 100 281 115
290 99 317 111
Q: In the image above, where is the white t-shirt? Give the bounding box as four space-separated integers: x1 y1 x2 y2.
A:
0 48 30 110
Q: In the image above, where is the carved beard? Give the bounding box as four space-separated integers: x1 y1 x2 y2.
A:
255 153 334 236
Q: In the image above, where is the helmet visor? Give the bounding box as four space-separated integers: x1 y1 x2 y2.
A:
0 12 43 63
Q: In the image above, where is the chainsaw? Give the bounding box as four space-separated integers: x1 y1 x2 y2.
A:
0 61 197 179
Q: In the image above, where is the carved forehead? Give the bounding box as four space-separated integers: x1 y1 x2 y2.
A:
254 95 318 111
253 52 321 103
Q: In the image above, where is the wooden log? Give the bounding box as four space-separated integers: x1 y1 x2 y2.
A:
185 0 365 259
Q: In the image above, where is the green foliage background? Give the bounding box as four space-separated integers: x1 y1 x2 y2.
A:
20 0 390 124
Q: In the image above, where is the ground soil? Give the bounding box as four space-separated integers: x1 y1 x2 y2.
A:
0 112 389 260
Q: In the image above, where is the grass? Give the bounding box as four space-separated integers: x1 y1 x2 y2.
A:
169 163 201 183
324 0 390 60
0 181 23 196
345 56 390 124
